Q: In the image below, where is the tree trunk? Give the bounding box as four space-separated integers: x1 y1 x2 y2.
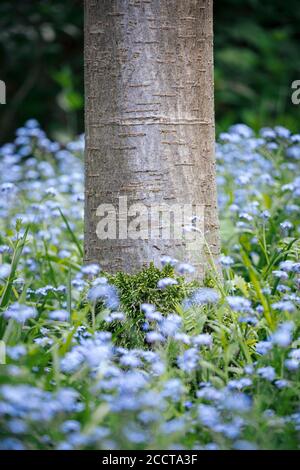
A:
84 0 219 278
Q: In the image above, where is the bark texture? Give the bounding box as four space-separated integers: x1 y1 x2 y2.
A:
84 0 220 277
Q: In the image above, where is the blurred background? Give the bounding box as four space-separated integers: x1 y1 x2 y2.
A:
0 0 299 143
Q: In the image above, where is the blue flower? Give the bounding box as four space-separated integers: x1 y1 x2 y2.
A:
220 255 234 267
257 366 276 382
48 310 69 322
226 296 252 313
177 348 199 372
184 288 220 308
159 314 182 337
271 300 296 313
146 331 164 343
274 379 289 389
157 277 178 289
256 341 272 355
193 333 212 347
162 379 185 401
271 322 294 348
176 262 195 274
160 255 178 267
60 420 81 434
198 404 220 428
81 264 101 276
160 418 185 434
87 284 119 310
4 303 37 323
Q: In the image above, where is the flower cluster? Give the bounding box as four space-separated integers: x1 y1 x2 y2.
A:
0 122 299 450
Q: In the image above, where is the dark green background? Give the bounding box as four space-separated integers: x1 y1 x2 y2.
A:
0 0 299 143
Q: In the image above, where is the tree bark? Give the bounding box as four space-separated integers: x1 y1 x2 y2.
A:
84 0 219 278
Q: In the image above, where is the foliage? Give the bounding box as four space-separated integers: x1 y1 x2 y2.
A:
0 121 299 450
0 0 83 142
214 0 300 132
0 0 299 141
108 264 188 316
99 264 195 347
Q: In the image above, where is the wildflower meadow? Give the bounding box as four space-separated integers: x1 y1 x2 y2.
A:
0 121 299 450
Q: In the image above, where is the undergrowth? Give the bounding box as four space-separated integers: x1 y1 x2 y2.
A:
0 122 299 450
